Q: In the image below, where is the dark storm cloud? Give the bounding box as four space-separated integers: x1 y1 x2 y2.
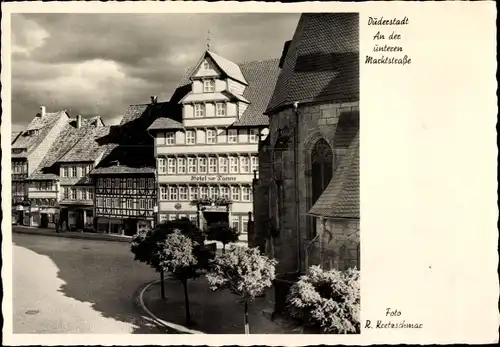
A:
11 13 300 131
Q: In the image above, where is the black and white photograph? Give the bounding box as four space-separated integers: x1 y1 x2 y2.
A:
7 11 360 335
2 1 497 346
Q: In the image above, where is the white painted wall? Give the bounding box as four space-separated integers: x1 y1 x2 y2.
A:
228 79 246 95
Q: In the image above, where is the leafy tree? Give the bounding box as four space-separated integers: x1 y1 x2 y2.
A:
156 230 199 325
206 221 240 253
131 218 210 299
286 265 360 334
206 245 277 334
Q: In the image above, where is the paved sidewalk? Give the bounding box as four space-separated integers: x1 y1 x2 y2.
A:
141 277 301 334
12 225 132 243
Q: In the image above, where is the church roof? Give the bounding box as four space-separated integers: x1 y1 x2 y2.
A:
266 13 359 114
308 131 359 219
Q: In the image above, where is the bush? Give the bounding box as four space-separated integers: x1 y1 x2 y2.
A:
206 245 277 334
131 217 206 272
286 265 360 334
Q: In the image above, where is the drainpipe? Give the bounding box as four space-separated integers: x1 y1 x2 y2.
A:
293 101 301 274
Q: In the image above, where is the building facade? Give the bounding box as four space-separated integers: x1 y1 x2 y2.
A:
26 115 107 229
253 13 360 275
91 101 165 236
148 50 280 243
11 106 69 225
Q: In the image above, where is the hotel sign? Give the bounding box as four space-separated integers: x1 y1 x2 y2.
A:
190 175 237 182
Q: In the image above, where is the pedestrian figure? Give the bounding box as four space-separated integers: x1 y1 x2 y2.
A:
55 214 60 233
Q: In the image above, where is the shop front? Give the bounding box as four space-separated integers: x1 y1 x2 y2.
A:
12 200 31 226
95 216 151 236
60 205 95 232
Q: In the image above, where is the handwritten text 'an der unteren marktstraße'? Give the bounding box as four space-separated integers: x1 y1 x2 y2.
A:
365 16 412 66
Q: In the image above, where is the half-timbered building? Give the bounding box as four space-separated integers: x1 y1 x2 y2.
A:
11 106 69 225
147 50 280 244
90 99 171 236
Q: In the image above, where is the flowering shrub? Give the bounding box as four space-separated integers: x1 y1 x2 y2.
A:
190 197 232 207
156 231 198 324
206 245 277 334
286 266 360 334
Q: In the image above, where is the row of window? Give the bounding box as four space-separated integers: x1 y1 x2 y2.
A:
159 185 252 202
61 187 93 201
193 101 227 117
30 198 57 207
158 156 258 175
12 183 25 195
61 164 93 178
159 213 250 234
158 128 260 145
96 197 155 210
12 162 28 174
12 161 28 174
96 177 155 190
31 181 56 191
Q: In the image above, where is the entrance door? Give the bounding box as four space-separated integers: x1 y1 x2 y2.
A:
40 213 49 228
75 210 85 230
203 211 229 228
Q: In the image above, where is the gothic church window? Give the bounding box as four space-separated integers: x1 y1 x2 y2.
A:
311 138 333 205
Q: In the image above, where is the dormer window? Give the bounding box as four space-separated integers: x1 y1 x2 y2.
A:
194 104 205 117
203 79 215 92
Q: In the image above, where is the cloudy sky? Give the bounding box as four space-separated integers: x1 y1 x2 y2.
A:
11 13 300 132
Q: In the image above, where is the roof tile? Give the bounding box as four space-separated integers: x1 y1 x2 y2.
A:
12 111 68 154
308 131 359 219
266 13 359 114
232 58 281 127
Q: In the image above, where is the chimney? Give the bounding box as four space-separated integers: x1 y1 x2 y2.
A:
40 106 46 118
76 114 82 129
150 96 158 105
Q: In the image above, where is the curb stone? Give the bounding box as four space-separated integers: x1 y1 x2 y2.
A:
12 227 132 243
137 279 206 334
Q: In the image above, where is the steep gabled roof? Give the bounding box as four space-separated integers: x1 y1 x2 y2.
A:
91 101 173 175
58 126 111 163
12 110 69 156
308 131 359 219
199 50 248 85
266 13 359 114
151 58 279 131
232 58 281 127
11 131 22 144
27 119 95 180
